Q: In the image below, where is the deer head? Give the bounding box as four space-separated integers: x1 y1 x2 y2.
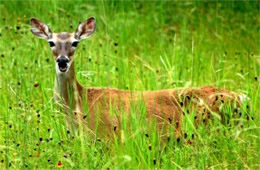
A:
30 17 96 74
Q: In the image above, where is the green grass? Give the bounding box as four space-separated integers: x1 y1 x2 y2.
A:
0 1 259 169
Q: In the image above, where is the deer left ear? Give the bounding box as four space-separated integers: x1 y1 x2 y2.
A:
75 17 96 40
30 18 52 39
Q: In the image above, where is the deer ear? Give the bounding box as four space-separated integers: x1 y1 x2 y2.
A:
75 17 96 40
30 18 52 39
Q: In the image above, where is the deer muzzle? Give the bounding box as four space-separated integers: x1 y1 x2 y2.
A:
57 56 69 72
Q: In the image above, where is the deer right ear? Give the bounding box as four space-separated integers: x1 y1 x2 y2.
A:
75 17 96 40
30 18 52 39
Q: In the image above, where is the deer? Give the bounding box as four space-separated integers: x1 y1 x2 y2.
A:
30 17 249 142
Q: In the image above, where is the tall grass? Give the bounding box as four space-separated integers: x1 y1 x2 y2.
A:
0 1 259 169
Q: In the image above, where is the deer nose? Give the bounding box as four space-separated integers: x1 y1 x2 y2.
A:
57 57 69 64
57 57 69 69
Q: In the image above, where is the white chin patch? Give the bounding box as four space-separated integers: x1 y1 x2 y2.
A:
56 63 70 74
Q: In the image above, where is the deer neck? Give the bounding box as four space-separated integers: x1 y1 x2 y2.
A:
55 62 83 113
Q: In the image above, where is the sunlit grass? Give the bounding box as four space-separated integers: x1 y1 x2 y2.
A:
0 1 259 169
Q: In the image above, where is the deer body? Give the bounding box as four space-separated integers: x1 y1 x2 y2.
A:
54 61 241 139
31 17 246 140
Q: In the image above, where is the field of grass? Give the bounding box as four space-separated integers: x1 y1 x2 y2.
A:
0 1 259 169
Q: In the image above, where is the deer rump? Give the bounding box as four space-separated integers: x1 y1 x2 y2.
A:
74 86 248 140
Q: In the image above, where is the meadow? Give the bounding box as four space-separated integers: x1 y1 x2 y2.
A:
0 1 259 169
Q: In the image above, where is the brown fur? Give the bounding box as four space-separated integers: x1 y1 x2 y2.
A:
30 18 245 141
60 65 243 140
83 86 242 139
57 32 71 40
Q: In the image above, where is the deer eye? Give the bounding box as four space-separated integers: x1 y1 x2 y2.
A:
72 41 79 47
48 41 55 47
